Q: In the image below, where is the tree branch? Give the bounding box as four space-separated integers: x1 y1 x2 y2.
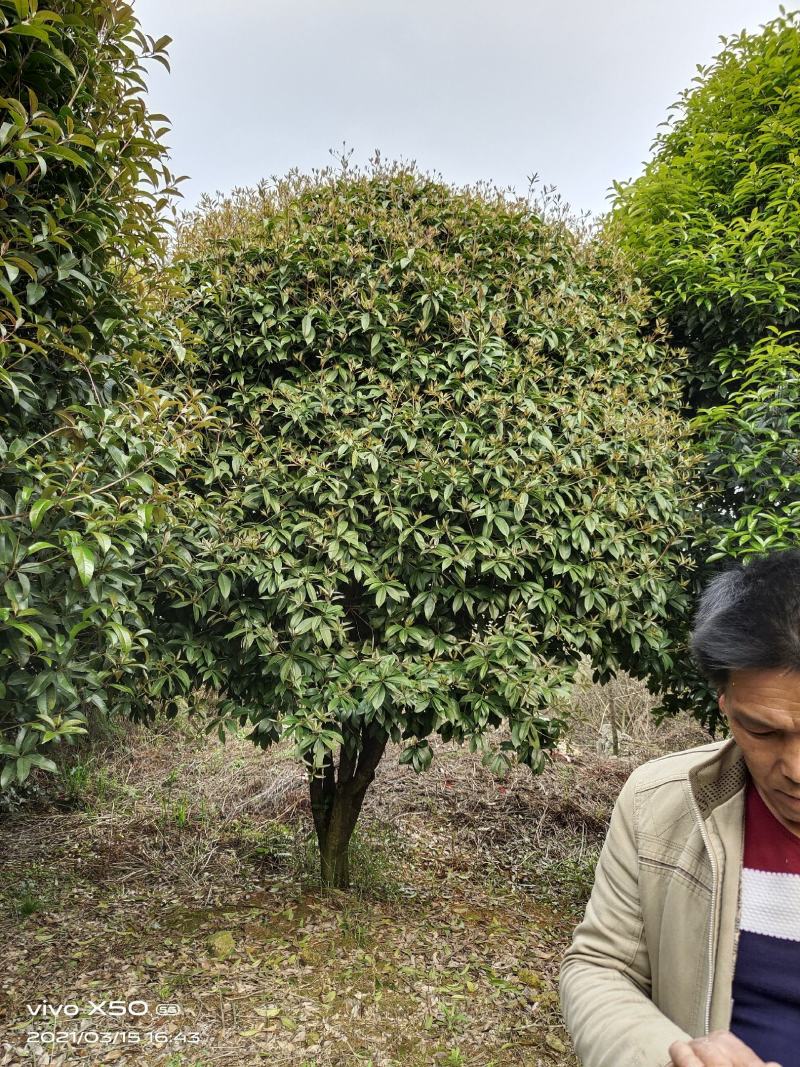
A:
350 722 389 793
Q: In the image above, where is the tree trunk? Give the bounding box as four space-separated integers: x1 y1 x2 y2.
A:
609 692 619 757
306 722 388 890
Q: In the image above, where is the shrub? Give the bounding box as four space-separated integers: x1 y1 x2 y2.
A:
608 10 800 725
0 0 211 792
610 14 800 559
152 161 701 886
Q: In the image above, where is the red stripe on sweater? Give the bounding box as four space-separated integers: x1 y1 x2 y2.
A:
743 778 800 875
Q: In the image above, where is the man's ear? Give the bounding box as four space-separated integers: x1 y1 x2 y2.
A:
717 687 727 718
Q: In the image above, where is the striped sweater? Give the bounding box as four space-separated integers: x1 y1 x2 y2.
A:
729 776 800 1064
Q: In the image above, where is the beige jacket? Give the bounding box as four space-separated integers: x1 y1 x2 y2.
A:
559 737 748 1067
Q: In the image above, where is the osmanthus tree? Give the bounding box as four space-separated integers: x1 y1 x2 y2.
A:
608 8 800 727
0 1 213 796
150 163 702 888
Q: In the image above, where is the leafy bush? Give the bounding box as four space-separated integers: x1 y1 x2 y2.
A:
0 1 211 792
609 8 800 565
153 161 701 886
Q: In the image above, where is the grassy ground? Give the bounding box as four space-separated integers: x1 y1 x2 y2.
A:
0 661 710 1066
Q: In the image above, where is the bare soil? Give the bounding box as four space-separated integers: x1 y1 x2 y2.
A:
0 676 711 1066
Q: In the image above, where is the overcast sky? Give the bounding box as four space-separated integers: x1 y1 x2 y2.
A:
133 0 784 221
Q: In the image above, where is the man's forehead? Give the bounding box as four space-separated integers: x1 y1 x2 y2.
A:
728 699 800 731
726 668 800 703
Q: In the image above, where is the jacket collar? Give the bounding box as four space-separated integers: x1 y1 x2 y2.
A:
688 736 748 818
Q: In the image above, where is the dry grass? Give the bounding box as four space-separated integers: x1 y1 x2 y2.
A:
0 664 713 1066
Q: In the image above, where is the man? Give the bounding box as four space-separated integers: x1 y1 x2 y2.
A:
559 548 800 1067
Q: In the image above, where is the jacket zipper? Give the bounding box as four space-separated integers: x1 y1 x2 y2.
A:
688 789 718 1036
729 805 746 1019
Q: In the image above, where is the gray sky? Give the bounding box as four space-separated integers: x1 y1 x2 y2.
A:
133 0 784 220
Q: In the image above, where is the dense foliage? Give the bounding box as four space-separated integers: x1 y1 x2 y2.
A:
610 9 800 569
0 0 211 795
157 164 702 885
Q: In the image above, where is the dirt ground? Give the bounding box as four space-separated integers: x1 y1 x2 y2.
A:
0 675 709 1066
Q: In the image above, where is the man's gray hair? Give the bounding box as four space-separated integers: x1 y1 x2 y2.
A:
689 548 800 690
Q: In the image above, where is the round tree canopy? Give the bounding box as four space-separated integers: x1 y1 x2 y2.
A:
158 163 700 773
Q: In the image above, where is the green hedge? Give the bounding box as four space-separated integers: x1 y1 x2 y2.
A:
610 9 800 565
0 0 210 795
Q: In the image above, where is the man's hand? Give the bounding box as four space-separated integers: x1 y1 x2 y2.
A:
669 1030 782 1066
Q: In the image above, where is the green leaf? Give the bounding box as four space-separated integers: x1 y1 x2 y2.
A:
7 22 51 41
218 572 231 599
26 281 45 305
367 683 386 710
129 473 154 494
46 143 89 169
29 754 57 773
47 46 76 76
16 756 32 783
106 620 132 653
91 530 112 554
0 369 20 403
29 496 55 530
9 621 44 651
70 543 95 587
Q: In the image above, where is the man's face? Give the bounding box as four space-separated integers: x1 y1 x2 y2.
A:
718 666 800 838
